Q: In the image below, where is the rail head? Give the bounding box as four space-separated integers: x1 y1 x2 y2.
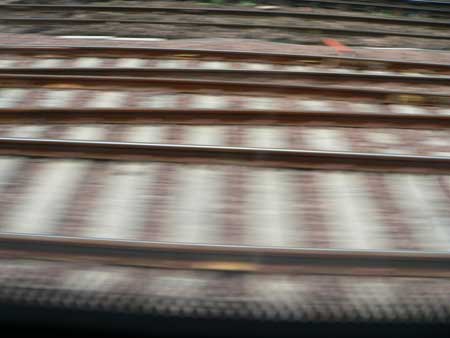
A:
0 107 448 129
0 232 449 278
0 137 449 174
2 67 450 84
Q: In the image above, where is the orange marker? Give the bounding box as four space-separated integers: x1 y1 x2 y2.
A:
322 38 353 54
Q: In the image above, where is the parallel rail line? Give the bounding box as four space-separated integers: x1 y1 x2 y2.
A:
0 137 449 173
1 232 449 278
1 18 448 41
295 0 450 14
357 0 450 6
2 4 449 28
12 0 450 15
1 74 447 104
2 46 449 74
249 0 450 15
1 108 449 129
3 67 450 85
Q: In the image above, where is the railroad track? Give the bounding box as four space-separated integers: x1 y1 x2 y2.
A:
1 72 448 127
9 0 450 18
361 0 450 7
0 50 449 142
0 121 449 155
2 17 448 43
0 124 448 250
2 4 450 28
299 0 450 14
294 0 450 16
2 2 450 47
2 46 449 75
0 44 449 329
1 74 448 105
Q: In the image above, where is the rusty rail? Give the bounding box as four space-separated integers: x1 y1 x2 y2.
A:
2 4 449 27
259 0 450 15
1 46 448 74
295 0 450 14
0 232 449 278
1 18 448 41
3 67 450 85
0 108 449 129
0 74 447 104
0 137 449 173
4 0 450 15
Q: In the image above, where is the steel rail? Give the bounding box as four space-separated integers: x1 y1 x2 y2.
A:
356 0 450 6
1 108 449 129
0 137 449 173
1 46 448 74
362 0 450 6
0 74 447 104
2 4 449 28
3 67 450 84
12 0 450 14
276 0 450 14
1 18 448 41
0 232 449 278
